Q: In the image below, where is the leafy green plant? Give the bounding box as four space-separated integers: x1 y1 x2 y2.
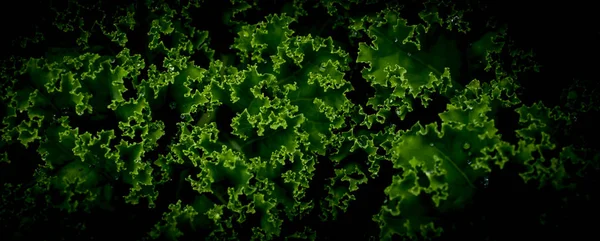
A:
1 0 596 240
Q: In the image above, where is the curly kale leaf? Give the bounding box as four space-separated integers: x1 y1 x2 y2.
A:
1 1 592 241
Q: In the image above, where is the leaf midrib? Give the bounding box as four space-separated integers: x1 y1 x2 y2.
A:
432 146 477 189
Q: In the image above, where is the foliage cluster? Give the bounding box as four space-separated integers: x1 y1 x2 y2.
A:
1 0 597 240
